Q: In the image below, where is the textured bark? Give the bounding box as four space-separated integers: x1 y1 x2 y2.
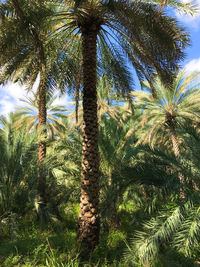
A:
170 129 180 158
170 128 185 198
75 67 81 124
107 201 120 230
11 0 24 19
78 30 100 252
37 61 47 208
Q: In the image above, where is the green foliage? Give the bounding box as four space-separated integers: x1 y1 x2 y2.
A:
123 134 200 266
0 113 38 217
107 230 126 249
0 1 199 265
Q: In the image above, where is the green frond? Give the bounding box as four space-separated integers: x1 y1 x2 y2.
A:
125 201 193 264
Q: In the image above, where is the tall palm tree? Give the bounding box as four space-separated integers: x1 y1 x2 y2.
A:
0 0 50 215
53 0 189 251
0 0 76 218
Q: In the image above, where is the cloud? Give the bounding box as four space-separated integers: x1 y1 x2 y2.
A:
0 82 27 115
0 99 15 116
175 0 200 30
0 81 70 116
184 57 200 72
52 93 70 107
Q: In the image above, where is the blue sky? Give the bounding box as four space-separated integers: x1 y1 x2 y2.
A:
0 0 200 115
176 1 200 69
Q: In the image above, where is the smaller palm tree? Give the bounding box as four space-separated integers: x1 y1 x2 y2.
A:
134 71 200 154
16 92 69 138
99 116 137 228
133 71 200 195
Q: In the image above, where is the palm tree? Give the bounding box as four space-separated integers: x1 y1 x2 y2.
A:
124 133 200 266
0 0 50 216
16 92 69 138
133 71 200 195
0 0 76 218
134 71 200 154
53 0 189 251
99 116 137 229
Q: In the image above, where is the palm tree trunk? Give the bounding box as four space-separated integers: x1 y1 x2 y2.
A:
78 30 100 252
37 61 47 212
170 128 185 197
170 129 180 158
171 128 199 193
38 65 46 163
75 67 81 124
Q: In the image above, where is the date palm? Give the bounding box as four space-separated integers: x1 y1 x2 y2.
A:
16 93 68 138
0 1 52 216
133 71 200 195
124 132 200 266
134 71 200 153
99 116 138 229
53 0 189 251
0 0 76 219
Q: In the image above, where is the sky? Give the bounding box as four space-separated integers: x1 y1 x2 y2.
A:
0 0 200 116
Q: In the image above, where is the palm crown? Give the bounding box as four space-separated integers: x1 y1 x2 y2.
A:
133 71 200 152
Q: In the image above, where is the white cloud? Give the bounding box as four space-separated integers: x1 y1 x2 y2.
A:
175 0 200 29
0 81 70 116
184 57 200 72
0 99 15 116
52 93 69 107
0 82 27 115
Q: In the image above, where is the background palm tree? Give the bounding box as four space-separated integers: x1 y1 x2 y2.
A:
0 0 52 217
132 71 200 196
16 92 69 138
133 71 200 153
99 116 137 229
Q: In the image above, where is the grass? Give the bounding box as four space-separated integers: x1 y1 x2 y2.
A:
0 202 131 266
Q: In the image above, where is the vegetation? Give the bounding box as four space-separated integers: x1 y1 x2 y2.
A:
0 0 200 266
